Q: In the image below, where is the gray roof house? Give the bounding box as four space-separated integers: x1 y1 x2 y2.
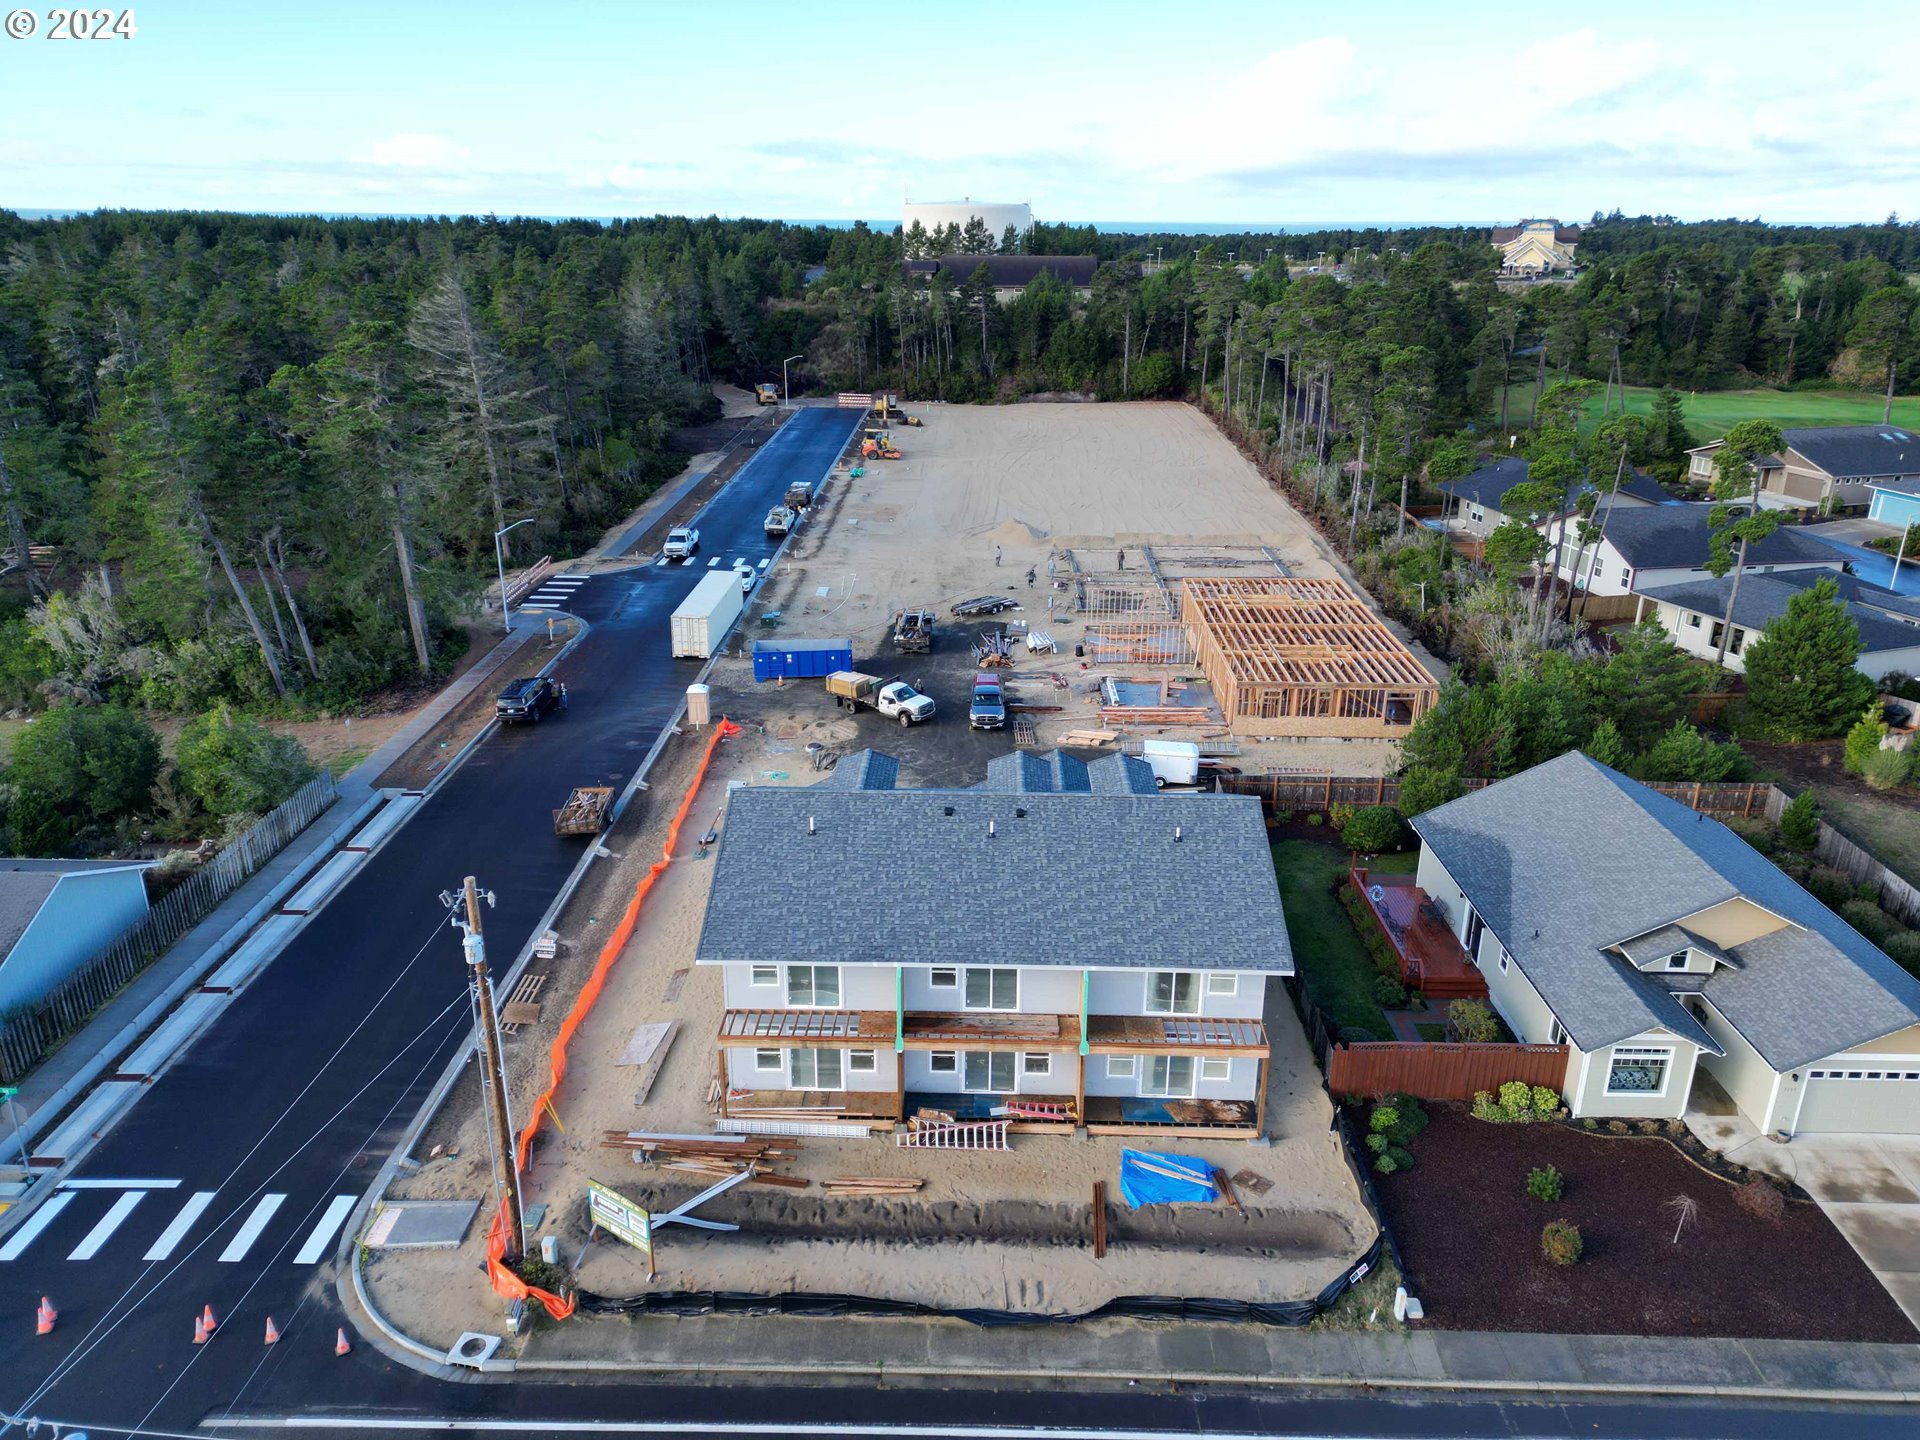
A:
0 860 152 1016
1438 456 1672 539
1634 569 1920 679
693 749 1287 1138
1404 752 1920 1137
1685 425 1920 511
1541 501 1843 604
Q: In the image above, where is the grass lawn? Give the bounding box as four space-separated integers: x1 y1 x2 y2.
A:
1271 839 1417 1042
1414 1022 1447 1042
1810 787 1920 889
1507 383 1919 438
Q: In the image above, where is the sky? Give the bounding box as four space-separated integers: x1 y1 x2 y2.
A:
3 0 1917 226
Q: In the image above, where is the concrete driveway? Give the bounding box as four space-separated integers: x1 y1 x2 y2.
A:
1691 1109 1920 1326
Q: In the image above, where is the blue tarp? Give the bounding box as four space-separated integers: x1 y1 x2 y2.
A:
1117 1148 1216 1208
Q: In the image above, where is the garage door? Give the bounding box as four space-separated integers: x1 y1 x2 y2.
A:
1794 1066 1920 1135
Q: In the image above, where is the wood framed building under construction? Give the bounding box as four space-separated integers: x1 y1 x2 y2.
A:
1181 577 1439 739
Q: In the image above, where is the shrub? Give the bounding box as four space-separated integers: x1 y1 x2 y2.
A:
1498 1080 1533 1116
1342 805 1406 854
1526 1165 1564 1202
1725 817 1779 857
1733 1177 1787 1225
6 703 163 855
1305 812 1325 826
173 704 318 821
1862 745 1914 791
1329 802 1357 831
1447 998 1502 1044
1366 1093 1428 1172
1778 789 1821 851
1398 765 1466 817
1532 1085 1562 1118
1271 809 1295 825
1806 866 1855 909
1884 931 1920 971
1844 706 1888 775
1372 973 1409 1008
1840 898 1898 944
1541 1219 1583 1266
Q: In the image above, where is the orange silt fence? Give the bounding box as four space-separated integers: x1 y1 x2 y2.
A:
484 717 741 1321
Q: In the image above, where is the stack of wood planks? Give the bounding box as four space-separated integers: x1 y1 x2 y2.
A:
600 1131 804 1187
822 1176 924 1197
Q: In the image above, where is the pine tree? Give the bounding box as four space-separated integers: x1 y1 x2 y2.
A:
1741 577 1877 739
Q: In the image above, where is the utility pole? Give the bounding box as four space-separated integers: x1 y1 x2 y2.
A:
449 875 525 1261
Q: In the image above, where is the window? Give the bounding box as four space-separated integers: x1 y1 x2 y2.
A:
1685 613 1702 629
1205 974 1239 997
1710 621 1725 648
1549 1019 1567 1046
929 967 958 989
790 1048 843 1088
1142 1055 1197 1098
749 965 779 988
1605 1045 1673 1096
1021 1052 1052 1076
928 1051 958 1074
1665 951 1689 971
963 1051 1017 1093
753 1048 782 1072
1730 628 1746 655
786 965 840 1007
1106 1056 1137 1079
962 967 1019 1010
1145 971 1202 1015
1464 907 1485 957
1199 1057 1232 1083
1498 949 1510 974
848 1050 877 1073
1620 566 1631 587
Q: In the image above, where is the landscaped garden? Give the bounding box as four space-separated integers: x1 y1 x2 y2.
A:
1271 838 1416 1042
1371 1103 1917 1342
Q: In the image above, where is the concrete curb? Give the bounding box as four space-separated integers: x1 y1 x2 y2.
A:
341 410 863 1370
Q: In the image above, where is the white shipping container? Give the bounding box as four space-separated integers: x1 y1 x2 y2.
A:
670 571 746 658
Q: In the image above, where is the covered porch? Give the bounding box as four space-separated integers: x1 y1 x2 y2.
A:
1351 861 1486 1000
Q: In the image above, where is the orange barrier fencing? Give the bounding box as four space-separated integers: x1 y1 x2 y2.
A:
484 717 742 1320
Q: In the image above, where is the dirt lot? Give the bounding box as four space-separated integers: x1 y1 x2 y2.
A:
1375 1105 1915 1342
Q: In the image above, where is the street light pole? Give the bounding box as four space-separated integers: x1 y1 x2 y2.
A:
0 1084 28 1169
492 517 536 635
781 354 804 408
447 876 525 1261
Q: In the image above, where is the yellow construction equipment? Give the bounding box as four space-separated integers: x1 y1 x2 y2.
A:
754 383 779 406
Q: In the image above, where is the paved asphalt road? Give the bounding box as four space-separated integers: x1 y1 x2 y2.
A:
0 406 863 1438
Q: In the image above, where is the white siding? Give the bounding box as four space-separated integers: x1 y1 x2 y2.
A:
721 962 895 1009
1086 969 1267 1019
1691 997 1780 1127
901 1048 1073 1096
1082 1053 1259 1101
725 1044 897 1093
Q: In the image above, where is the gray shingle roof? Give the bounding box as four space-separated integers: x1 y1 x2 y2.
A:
1635 572 1920 657
980 750 1153 794
819 750 899 791
696 778 1290 974
1440 457 1671 513
1410 752 1920 1068
1597 504 1843 572
0 873 62 964
1785 426 1920 480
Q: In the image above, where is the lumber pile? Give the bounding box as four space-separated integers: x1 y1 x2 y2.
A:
1164 1098 1254 1126
600 1131 808 1187
822 1176 925 1197
1092 1180 1108 1259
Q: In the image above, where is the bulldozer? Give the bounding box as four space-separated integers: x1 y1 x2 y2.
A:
754 383 779 406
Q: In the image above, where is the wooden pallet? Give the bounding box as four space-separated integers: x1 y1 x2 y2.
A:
1012 716 1038 748
499 974 548 1035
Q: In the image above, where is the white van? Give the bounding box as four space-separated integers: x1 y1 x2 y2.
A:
1139 739 1201 789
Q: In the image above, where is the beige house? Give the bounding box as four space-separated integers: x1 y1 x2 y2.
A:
1411 753 1920 1136
1686 425 1920 512
1492 219 1579 275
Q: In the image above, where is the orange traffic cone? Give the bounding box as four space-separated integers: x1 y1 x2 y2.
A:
264 1316 279 1345
192 1314 209 1345
35 1297 56 1335
201 1303 218 1334
334 1327 351 1356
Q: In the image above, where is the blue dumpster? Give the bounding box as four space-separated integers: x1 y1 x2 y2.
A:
751 637 854 682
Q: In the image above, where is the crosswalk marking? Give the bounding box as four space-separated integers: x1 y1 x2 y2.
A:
0 1191 75 1260
293 1195 357 1265
67 1190 144 1260
144 1190 217 1262
218 1193 286 1262
60 1177 181 1190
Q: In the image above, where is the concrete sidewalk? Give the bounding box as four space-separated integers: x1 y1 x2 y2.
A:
497 1310 1920 1401
0 618 547 1174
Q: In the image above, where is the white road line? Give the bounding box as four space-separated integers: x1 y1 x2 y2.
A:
67 1190 144 1260
211 1422 1302 1438
217 1193 286 1261
554 573 590 580
292 1194 357 1264
0 1191 75 1260
144 1189 217 1261
58 1177 182 1189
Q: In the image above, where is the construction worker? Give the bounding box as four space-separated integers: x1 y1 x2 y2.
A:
994 545 1002 567
1118 547 1126 570
1025 567 1036 587
559 682 570 711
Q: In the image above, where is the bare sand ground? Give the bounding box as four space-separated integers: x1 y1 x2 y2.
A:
368 402 1390 1349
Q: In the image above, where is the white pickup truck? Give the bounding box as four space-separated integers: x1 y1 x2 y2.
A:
825 670 936 726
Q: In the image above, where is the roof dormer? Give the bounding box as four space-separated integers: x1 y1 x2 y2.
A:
1612 924 1743 977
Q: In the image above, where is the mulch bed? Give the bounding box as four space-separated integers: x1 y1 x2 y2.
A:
1373 1104 1916 1342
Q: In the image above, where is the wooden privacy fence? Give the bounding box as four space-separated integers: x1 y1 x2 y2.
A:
0 770 340 1085
1328 1041 1569 1102
1221 772 1776 821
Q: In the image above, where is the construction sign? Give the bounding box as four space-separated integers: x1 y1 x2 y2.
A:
587 1181 651 1254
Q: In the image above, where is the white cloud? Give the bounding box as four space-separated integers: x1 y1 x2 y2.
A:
363 133 470 169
